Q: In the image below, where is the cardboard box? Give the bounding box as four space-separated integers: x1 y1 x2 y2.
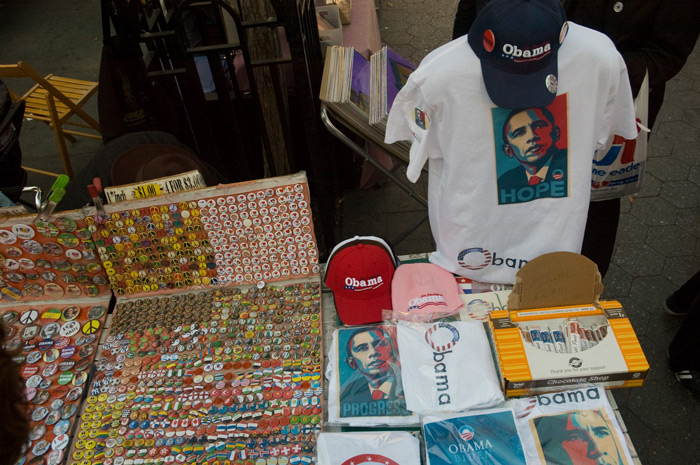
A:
323 0 351 24
316 5 343 56
336 0 351 24
488 252 649 397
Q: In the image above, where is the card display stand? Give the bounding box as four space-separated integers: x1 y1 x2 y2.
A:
89 172 320 297
0 172 325 465
68 281 323 465
0 212 110 303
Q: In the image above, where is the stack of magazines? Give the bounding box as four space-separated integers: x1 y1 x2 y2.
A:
320 45 414 161
370 46 416 129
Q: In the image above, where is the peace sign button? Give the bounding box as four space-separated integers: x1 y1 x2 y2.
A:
82 319 101 335
20 308 40 325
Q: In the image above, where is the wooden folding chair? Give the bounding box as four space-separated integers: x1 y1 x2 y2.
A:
0 61 101 178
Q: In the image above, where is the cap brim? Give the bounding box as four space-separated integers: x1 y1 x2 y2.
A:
481 58 558 109
334 292 392 326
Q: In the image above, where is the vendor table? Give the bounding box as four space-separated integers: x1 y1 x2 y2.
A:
318 255 643 464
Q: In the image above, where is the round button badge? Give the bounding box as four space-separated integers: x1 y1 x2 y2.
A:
61 306 80 321
81 319 101 335
42 363 58 377
32 439 51 457
20 308 40 325
54 419 71 436
40 322 61 339
87 305 106 320
57 372 74 386
21 239 44 255
44 283 65 299
66 387 83 402
58 359 75 372
61 403 77 419
60 321 80 337
31 406 49 422
55 217 77 232
25 386 37 402
52 433 70 451
36 221 59 237
45 409 61 426
47 450 64 465
11 223 35 239
29 423 46 441
26 374 43 388
0 229 17 244
1 310 18 325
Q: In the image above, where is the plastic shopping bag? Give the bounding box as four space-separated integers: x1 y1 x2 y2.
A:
591 71 650 201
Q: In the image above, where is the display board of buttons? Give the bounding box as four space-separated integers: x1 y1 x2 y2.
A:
0 211 110 303
87 173 319 298
0 297 111 465
68 280 323 465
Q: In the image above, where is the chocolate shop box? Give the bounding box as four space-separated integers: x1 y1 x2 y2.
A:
487 252 649 397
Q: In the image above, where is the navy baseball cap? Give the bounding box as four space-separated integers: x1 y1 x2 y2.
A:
468 0 568 109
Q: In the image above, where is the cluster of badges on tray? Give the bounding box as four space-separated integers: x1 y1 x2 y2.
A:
0 215 109 302
90 183 319 297
68 281 323 465
0 299 110 465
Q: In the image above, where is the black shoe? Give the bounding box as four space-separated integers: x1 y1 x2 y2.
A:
675 370 700 399
664 295 688 316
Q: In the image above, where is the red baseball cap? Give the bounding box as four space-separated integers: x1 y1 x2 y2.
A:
324 236 397 325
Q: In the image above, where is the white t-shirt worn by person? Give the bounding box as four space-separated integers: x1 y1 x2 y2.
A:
385 23 638 284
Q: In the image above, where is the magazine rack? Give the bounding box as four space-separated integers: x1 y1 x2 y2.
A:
320 103 428 246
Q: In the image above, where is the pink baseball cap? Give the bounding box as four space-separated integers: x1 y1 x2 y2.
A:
324 236 397 325
391 263 464 316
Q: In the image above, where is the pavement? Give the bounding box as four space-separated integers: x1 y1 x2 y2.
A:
1 0 699 464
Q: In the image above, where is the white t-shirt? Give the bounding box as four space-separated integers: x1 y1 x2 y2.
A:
396 320 503 414
385 23 637 284
510 387 635 465
325 327 420 426
316 431 421 465
422 408 528 465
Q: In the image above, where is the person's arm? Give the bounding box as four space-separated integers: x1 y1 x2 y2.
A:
452 0 478 40
621 0 700 94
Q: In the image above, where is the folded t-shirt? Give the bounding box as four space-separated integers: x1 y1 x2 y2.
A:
423 407 528 465
326 326 420 426
316 431 421 465
397 320 503 414
510 387 635 465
